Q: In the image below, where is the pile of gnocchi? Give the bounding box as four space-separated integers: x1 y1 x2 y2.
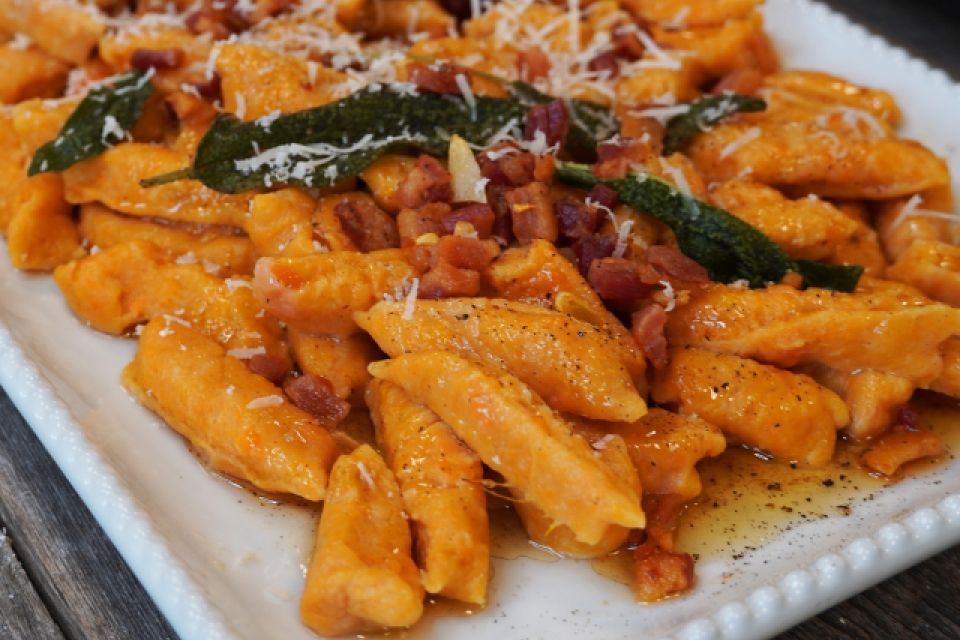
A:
1 0 959 634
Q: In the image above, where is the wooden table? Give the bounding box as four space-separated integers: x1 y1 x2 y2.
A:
2 1 960 638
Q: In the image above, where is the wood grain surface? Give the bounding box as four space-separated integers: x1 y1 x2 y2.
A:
0 1 958 640
0 531 65 640
0 386 178 640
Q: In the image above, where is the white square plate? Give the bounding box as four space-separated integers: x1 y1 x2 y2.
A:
2 1 960 638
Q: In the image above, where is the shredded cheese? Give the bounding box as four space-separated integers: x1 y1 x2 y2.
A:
224 278 253 293
226 346 267 359
592 434 616 451
402 278 420 320
454 73 477 122
719 127 761 160
234 92 246 120
629 104 690 124
246 395 284 409
660 280 677 312
356 461 375 488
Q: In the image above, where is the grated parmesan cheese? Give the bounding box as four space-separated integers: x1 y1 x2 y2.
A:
226 346 266 359
889 194 960 230
719 127 761 160
8 33 32 50
401 278 420 320
454 73 477 122
612 219 634 259
660 280 677 312
246 395 284 409
356 461 375 488
660 6 690 29
660 163 701 219
234 92 246 120
256 110 282 132
592 434 615 451
101 115 125 146
224 277 253 293
628 104 690 124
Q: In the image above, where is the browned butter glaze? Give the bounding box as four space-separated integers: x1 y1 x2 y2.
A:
593 394 960 590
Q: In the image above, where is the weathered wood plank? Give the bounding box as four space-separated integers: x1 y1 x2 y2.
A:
0 530 66 640
0 386 179 640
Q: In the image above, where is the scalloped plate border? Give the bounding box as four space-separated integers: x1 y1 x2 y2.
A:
0 1 959 639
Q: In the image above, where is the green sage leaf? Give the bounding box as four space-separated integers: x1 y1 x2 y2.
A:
662 95 766 155
28 69 155 175
554 161 862 292
144 83 530 194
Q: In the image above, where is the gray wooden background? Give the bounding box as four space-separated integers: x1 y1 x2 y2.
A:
1 0 960 638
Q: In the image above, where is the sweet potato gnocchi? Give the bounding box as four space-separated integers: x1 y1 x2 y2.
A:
1 0 958 634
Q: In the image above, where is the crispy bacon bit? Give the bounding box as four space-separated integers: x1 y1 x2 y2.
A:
334 199 400 252
897 405 921 431
499 153 538 186
518 46 551 82
131 48 185 71
645 245 710 285
633 543 695 603
711 68 763 97
571 234 616 277
632 304 668 369
440 203 495 237
419 261 480 298
439 0 472 21
505 182 557 243
523 99 569 150
588 258 652 301
861 424 943 476
478 143 518 186
642 493 687 551
587 52 619 79
533 154 555 182
191 73 222 101
478 142 549 187
246 353 289 385
555 198 598 241
594 137 656 180
404 244 438 273
437 235 500 270
283 373 351 429
611 20 648 61
587 184 619 210
397 202 449 247
395 155 454 209
186 0 248 39
408 61 473 95
484 184 515 244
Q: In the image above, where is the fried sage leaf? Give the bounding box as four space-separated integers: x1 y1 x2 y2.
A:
662 95 766 155
29 69 155 175
143 83 531 193
554 161 862 292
